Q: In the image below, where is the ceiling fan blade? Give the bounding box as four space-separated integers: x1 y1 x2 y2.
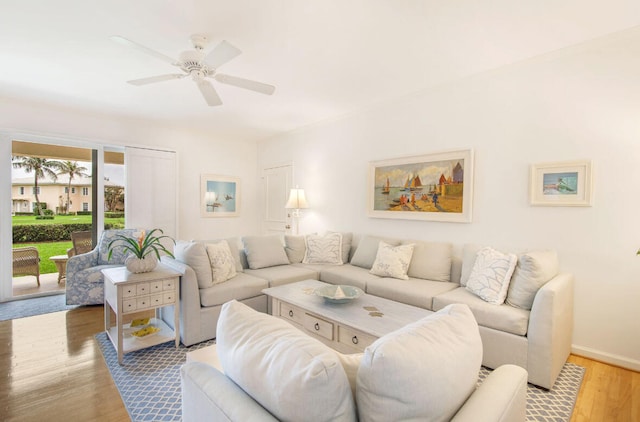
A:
197 80 223 106
111 35 180 66
213 73 276 95
204 40 242 69
127 74 186 86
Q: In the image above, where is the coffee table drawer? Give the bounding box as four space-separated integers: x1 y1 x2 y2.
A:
279 301 304 325
303 314 334 341
338 326 376 351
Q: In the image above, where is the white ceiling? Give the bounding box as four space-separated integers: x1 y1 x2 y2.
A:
1 1 639 142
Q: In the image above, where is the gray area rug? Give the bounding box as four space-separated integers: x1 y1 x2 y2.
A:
0 294 78 321
97 331 585 422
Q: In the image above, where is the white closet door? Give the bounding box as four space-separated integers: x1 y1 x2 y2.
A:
125 147 177 239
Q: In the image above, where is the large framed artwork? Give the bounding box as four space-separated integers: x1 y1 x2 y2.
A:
201 174 240 217
529 160 593 206
368 149 474 222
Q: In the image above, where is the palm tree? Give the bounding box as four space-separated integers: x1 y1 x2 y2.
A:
57 161 89 214
12 156 61 216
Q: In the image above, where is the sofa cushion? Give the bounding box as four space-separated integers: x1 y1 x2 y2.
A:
205 241 237 285
284 235 306 263
356 304 482 422
433 287 531 336
303 232 343 265
460 243 483 286
405 240 452 282
506 250 559 310
175 240 214 289
217 300 357 422
244 264 318 287
365 277 458 310
319 264 381 291
350 235 400 269
199 273 269 307
369 241 414 280
466 247 517 305
242 235 290 269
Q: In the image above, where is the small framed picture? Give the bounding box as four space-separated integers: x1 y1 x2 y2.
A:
201 174 240 217
529 160 593 206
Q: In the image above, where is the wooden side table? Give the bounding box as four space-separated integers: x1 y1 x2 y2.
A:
102 263 181 364
49 255 69 283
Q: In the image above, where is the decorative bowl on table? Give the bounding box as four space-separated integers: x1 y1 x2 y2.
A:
314 285 363 304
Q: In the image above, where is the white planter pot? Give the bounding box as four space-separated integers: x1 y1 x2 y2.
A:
125 255 158 273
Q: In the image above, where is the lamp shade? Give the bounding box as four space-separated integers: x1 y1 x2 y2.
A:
285 188 309 209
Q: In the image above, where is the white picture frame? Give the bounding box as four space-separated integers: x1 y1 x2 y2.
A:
529 160 593 206
367 149 474 223
200 174 240 217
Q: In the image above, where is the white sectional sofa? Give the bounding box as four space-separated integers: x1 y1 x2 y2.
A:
162 232 573 389
181 300 528 422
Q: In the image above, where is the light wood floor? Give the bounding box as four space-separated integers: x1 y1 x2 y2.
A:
0 306 638 422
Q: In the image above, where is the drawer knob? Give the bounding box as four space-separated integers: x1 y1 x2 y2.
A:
289 310 294 317
314 322 320 331
352 336 359 345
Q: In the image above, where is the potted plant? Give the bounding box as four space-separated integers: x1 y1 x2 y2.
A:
108 229 175 273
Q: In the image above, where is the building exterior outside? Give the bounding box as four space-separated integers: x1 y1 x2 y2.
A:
11 175 124 214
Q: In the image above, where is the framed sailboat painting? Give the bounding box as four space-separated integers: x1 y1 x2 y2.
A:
367 149 474 223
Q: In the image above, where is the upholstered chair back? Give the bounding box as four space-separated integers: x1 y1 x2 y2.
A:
97 229 138 265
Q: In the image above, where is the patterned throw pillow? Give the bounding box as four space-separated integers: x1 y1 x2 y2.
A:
369 241 415 280
466 247 517 305
303 233 343 265
205 241 237 285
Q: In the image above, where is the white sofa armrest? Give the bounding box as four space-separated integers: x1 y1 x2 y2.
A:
161 256 204 346
527 272 574 389
452 365 528 422
181 362 278 422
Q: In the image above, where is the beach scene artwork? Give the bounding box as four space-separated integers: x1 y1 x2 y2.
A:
542 172 578 195
373 158 466 214
201 174 240 217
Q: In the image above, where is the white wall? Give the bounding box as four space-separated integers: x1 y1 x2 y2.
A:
0 98 259 240
258 28 640 370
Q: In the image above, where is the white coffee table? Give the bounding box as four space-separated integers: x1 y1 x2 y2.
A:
263 279 433 353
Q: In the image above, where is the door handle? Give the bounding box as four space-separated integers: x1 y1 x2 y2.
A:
285 225 291 229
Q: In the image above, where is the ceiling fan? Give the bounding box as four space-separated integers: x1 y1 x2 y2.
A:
111 34 275 106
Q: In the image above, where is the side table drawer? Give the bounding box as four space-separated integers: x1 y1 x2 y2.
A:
150 281 163 293
122 299 137 312
337 326 376 352
150 294 164 306
163 291 176 304
279 302 304 325
136 297 150 309
163 279 176 291
303 313 334 341
122 285 137 298
136 283 150 296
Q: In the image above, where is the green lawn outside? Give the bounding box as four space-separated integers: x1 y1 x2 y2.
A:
12 215 124 275
12 214 124 226
12 241 73 274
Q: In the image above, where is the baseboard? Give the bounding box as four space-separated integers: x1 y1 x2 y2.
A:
572 345 640 372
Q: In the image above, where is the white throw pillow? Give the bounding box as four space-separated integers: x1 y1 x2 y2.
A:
242 235 290 269
174 240 213 289
217 300 357 422
205 241 237 285
303 233 343 265
466 247 518 305
356 304 482 422
506 250 559 310
328 231 353 264
369 241 414 280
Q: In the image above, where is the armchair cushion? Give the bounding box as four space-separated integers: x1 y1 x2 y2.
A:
356 304 482 422
97 228 138 265
217 300 357 422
